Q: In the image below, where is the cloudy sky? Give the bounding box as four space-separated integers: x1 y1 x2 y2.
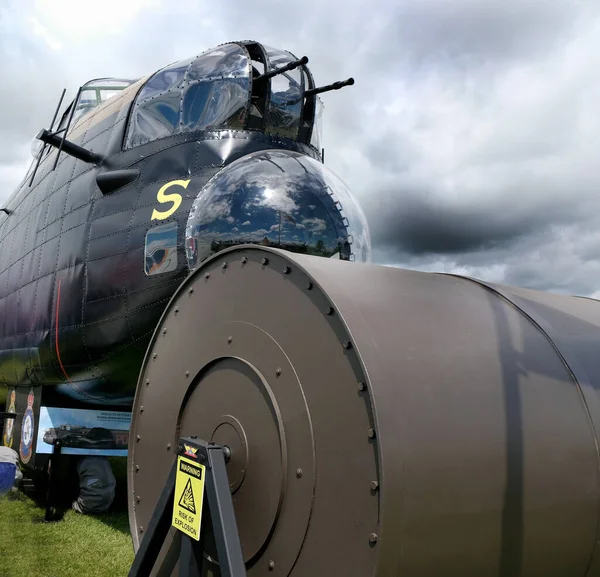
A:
2 0 600 296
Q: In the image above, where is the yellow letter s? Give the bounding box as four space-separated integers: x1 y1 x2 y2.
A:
151 179 190 221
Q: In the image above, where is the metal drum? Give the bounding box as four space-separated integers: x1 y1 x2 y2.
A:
128 245 600 577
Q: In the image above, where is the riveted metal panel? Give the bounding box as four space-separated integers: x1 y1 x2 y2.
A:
129 246 379 576
129 245 600 577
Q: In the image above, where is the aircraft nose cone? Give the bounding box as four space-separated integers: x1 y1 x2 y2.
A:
185 149 371 269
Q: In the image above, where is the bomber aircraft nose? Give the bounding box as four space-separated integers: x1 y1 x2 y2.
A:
185 149 371 269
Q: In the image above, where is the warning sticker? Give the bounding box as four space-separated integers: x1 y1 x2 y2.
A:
172 455 206 540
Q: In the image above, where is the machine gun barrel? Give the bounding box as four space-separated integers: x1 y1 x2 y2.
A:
36 129 104 165
255 55 309 82
304 77 355 97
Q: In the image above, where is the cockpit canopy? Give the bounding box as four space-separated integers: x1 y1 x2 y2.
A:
123 41 324 152
72 78 135 125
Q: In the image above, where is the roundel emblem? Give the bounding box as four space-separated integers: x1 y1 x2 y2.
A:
20 389 35 464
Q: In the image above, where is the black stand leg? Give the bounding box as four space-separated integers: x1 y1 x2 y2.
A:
179 535 203 577
129 438 246 577
129 462 178 577
45 440 64 522
204 444 246 577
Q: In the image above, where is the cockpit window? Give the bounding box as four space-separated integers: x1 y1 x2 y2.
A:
125 44 251 148
123 42 323 152
72 78 135 125
310 96 324 152
263 46 307 140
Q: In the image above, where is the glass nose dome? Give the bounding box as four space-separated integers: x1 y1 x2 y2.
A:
185 150 371 269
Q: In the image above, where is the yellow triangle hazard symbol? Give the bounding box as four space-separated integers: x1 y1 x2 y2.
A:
178 478 196 514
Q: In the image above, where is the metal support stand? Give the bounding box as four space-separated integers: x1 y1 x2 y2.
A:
129 437 246 577
45 439 65 521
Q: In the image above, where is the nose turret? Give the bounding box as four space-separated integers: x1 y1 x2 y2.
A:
185 149 371 269
124 40 353 158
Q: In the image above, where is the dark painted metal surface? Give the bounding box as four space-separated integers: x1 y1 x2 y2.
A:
129 245 600 576
0 42 359 427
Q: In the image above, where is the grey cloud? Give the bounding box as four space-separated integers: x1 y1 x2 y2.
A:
376 220 600 297
376 0 592 71
2 0 600 299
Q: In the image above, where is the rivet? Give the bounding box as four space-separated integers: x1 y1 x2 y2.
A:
367 428 376 439
152 353 157 359
369 533 378 544
139 526 144 533
227 336 233 344
140 406 144 413
222 262 228 269
370 481 379 492
343 341 352 350
268 560 275 571
136 435 141 442
283 265 291 274
136 495 140 503
358 382 366 391
185 371 190 377
189 287 194 293
167 443 171 451
241 257 247 264
296 468 303 478
135 465 139 471
306 282 313 290
326 306 334 315
163 328 167 335
276 368 282 377
205 273 210 279
145 379 150 386
174 307 179 314
261 257 269 265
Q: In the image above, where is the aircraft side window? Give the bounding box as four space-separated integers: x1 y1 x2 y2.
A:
182 78 249 132
263 46 306 141
186 44 250 82
135 58 195 103
310 96 324 151
124 44 252 149
128 90 181 147
181 82 212 129
72 80 134 126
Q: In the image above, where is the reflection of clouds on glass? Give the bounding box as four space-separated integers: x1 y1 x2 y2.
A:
186 44 250 81
126 43 251 148
263 46 305 140
258 192 298 214
185 149 371 269
194 198 231 225
301 217 327 234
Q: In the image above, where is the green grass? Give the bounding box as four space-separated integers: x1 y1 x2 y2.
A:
0 388 135 576
0 491 134 577
0 451 134 577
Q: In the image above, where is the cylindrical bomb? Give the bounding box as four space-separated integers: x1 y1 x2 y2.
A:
128 245 600 577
